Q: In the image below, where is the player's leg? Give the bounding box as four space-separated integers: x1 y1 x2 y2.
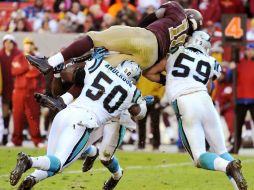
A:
201 92 247 190
26 26 158 74
172 94 231 172
98 121 126 190
81 126 104 172
17 109 69 189
10 107 93 186
87 26 158 69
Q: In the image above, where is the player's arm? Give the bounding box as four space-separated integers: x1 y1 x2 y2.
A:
142 58 167 84
138 7 166 27
128 89 148 120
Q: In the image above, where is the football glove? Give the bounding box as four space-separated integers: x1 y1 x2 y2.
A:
144 95 154 105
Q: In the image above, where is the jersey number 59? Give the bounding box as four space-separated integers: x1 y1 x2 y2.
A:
172 53 211 84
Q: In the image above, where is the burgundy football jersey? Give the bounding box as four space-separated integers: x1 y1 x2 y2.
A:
146 1 189 61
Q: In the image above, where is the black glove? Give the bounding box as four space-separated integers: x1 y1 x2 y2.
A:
34 93 66 112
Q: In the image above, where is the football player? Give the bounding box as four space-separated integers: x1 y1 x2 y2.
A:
9 58 147 190
26 1 203 79
148 31 247 190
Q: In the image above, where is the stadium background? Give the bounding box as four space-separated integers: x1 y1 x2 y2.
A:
0 0 254 189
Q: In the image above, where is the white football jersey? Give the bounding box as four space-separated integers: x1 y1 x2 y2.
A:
166 46 221 102
69 58 141 126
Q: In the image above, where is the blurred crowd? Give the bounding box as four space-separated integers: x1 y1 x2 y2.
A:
0 0 253 154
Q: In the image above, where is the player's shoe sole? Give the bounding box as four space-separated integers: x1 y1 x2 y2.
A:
10 152 32 186
226 160 247 190
82 148 99 172
102 170 123 190
26 55 53 75
17 175 36 190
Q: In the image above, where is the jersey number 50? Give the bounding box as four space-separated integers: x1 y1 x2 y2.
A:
172 53 211 84
86 71 128 113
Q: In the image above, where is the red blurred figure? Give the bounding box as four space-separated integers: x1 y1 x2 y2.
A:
191 0 221 26
216 67 234 141
0 34 21 145
233 44 254 153
9 37 44 147
220 0 245 14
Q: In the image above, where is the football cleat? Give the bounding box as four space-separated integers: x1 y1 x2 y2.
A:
10 152 32 186
26 55 53 75
82 148 99 172
17 175 36 190
226 160 247 190
34 93 67 112
102 171 123 190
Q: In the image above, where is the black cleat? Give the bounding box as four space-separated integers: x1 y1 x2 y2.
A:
102 171 123 190
82 148 99 172
34 93 66 112
17 176 36 190
226 160 247 190
10 152 32 186
26 55 53 75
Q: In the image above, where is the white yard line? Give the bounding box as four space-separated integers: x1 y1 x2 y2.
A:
1 159 254 178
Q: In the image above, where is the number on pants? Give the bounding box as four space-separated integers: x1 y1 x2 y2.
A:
86 71 128 113
172 53 211 84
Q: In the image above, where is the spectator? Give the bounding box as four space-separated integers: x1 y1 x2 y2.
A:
0 34 21 145
7 10 32 32
233 43 254 154
114 0 137 26
7 37 44 147
191 0 221 26
216 66 234 144
137 0 160 13
66 2 86 32
0 61 3 144
34 9 59 33
220 0 245 14
83 14 98 32
23 0 45 21
108 0 136 17
247 19 254 41
136 74 165 150
100 13 114 30
53 0 73 13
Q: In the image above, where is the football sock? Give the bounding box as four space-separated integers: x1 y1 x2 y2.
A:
102 156 121 179
61 92 74 105
48 53 64 68
30 169 50 182
84 145 97 157
31 155 61 173
198 152 229 172
220 153 239 190
113 168 123 180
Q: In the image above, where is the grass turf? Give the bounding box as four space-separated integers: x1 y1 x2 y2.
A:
0 147 253 190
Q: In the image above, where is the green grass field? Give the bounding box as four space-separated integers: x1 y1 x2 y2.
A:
0 147 253 190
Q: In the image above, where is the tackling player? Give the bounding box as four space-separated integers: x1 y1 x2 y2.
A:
9 58 147 189
26 1 203 78
148 31 247 190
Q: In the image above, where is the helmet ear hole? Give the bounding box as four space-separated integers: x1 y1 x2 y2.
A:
117 60 142 84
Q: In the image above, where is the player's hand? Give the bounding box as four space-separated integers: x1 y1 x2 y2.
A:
92 47 109 60
144 96 154 105
34 93 66 112
53 63 65 74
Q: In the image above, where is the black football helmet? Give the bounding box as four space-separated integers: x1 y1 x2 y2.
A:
185 9 203 34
